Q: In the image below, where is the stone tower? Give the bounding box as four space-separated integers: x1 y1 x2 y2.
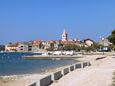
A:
62 29 68 41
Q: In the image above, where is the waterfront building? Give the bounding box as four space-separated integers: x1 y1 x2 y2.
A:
41 40 63 51
16 41 43 52
84 39 94 47
42 41 49 49
99 37 112 46
42 40 56 50
61 29 82 47
5 43 18 52
0 45 5 51
17 42 29 52
61 38 81 46
98 37 112 51
32 40 43 52
28 42 33 52
4 29 97 52
54 40 63 50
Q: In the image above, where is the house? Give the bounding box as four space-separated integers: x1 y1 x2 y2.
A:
0 45 5 51
99 38 112 46
32 40 43 52
5 43 18 52
61 39 81 46
42 40 57 50
98 38 112 52
17 42 29 52
16 41 43 52
84 39 94 47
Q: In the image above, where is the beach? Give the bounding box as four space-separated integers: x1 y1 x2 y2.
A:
0 54 115 86
51 54 115 86
0 52 77 86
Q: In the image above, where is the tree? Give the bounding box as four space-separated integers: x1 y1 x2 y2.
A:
46 47 54 51
108 30 115 45
109 44 115 51
92 43 103 51
63 44 80 51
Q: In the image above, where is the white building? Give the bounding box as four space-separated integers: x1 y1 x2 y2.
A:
17 43 29 52
84 39 94 47
62 29 68 41
99 38 112 46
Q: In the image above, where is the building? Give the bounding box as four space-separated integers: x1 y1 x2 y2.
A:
17 42 29 52
99 38 112 46
98 38 112 51
42 40 57 50
16 41 43 52
84 39 94 47
62 29 68 41
4 28 94 52
5 43 18 52
32 40 43 52
61 29 82 46
0 45 5 51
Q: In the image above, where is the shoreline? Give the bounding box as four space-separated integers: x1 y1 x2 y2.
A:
0 59 79 77
0 59 79 86
51 55 115 86
0 54 112 86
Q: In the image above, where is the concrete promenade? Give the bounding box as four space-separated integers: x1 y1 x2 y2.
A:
51 55 115 86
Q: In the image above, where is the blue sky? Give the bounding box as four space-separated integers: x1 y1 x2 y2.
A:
0 0 115 44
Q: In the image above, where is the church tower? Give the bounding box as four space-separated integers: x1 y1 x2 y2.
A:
62 29 68 41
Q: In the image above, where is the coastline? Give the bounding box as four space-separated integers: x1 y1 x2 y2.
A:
0 53 114 86
51 55 115 86
0 59 79 86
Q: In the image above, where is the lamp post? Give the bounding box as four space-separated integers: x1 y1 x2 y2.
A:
102 37 104 55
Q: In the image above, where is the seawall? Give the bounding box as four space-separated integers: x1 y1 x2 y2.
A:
28 61 91 86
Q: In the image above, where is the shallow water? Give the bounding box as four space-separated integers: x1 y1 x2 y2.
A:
0 52 77 76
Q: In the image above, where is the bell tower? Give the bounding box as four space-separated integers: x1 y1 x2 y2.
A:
62 29 68 41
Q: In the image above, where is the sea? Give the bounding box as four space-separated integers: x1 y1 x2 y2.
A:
0 52 77 76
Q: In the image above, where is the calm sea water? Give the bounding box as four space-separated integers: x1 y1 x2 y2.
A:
0 52 77 76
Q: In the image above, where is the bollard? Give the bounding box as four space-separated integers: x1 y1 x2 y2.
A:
83 62 88 68
75 63 82 69
53 71 62 80
40 75 53 86
70 65 74 71
63 68 69 75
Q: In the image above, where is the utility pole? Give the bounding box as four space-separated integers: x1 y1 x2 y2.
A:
102 37 105 55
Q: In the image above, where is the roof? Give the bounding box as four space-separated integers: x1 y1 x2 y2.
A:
84 38 94 43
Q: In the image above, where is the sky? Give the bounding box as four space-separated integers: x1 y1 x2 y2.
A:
0 0 115 44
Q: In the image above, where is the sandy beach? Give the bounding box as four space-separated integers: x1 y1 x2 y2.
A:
51 55 115 86
0 60 76 86
0 54 115 86
0 74 47 86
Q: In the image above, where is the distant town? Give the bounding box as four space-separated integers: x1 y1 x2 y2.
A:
0 29 112 52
